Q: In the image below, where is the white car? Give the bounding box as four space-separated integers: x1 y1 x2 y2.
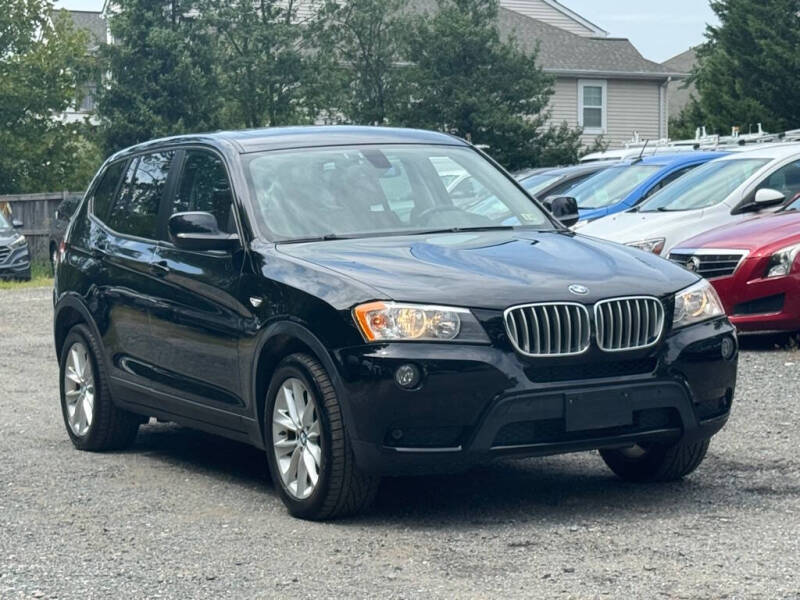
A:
577 144 800 256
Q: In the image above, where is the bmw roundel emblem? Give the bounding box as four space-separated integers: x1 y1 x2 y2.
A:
568 284 589 296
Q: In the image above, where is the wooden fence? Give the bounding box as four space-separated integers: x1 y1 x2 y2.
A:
1 192 84 262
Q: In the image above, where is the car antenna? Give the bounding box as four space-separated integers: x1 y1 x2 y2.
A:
631 139 649 164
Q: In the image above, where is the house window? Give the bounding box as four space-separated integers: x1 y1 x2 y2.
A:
578 80 607 134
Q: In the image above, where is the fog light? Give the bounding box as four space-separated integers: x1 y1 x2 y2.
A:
721 336 736 360
395 364 421 389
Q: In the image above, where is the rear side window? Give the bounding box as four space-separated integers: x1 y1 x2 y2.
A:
107 152 174 239
91 161 126 220
171 150 236 233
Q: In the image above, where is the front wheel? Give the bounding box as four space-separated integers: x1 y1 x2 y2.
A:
264 353 379 520
600 438 710 482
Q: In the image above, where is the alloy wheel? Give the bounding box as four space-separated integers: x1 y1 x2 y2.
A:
271 377 322 500
63 342 95 437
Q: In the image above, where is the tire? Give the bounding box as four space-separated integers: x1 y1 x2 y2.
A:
59 324 140 451
600 438 710 483
264 353 379 520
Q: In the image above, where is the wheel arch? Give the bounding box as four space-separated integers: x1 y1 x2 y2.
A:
251 321 351 447
53 294 102 359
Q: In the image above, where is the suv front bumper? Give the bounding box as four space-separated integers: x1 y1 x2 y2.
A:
0 245 31 280
332 318 737 475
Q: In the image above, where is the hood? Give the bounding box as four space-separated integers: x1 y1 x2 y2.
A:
276 230 698 310
0 228 20 244
674 211 800 256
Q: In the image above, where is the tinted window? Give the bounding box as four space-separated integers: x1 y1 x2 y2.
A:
107 152 174 238
642 165 699 200
91 161 126 221
172 150 236 234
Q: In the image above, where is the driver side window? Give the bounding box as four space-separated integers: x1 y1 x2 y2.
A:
757 160 800 200
171 150 236 234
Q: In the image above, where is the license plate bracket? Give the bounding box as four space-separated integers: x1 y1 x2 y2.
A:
564 390 633 432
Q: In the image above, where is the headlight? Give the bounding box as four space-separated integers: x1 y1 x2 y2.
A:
9 234 26 249
765 243 800 278
626 238 666 255
353 301 489 343
673 279 725 329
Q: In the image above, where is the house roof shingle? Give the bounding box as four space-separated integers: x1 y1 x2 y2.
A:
65 10 107 46
497 9 683 79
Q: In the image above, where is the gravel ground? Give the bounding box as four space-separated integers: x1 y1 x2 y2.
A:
1 287 799 599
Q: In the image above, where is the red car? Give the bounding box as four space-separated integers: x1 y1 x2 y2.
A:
669 198 800 332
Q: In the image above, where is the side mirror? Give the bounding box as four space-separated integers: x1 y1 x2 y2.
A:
168 212 239 251
754 188 785 207
545 196 579 228
12 219 23 228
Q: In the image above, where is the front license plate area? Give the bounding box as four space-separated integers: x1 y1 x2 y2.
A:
564 391 633 432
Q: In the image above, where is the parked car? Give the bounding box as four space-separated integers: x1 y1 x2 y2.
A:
54 127 738 519
566 152 726 223
669 196 800 333
49 195 82 272
0 212 31 281
579 144 800 256
517 161 618 201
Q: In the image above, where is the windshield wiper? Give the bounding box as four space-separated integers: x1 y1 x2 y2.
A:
414 225 519 235
277 233 357 244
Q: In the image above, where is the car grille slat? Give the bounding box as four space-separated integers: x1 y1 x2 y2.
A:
595 297 664 352
505 303 590 357
668 251 748 279
505 297 664 357
0 246 10 262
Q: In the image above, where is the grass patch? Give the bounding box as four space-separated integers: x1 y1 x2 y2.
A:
0 260 53 290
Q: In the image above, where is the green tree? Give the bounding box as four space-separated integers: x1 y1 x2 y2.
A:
395 0 568 169
0 1 98 193
318 0 407 124
680 0 800 134
97 0 221 154
200 0 327 128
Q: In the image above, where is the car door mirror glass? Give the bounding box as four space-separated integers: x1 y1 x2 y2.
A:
545 196 579 228
168 211 239 251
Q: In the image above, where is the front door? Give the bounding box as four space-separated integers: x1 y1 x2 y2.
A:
147 148 250 423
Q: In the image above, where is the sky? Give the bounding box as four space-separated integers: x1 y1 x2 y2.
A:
55 0 719 63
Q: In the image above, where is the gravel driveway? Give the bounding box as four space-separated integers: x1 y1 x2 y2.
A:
1 287 798 599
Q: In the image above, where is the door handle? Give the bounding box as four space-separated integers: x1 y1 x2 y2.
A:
149 260 170 276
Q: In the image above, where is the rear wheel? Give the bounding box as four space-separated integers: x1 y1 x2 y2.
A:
264 353 379 520
59 324 140 451
600 438 710 482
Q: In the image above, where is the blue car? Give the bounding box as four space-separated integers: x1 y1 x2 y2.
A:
567 152 728 222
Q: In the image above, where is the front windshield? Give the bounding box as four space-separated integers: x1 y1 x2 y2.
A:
0 212 9 228
783 196 800 211
245 145 555 241
520 173 563 196
568 165 661 209
639 158 769 212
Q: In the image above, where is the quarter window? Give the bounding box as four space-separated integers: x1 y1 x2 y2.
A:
172 150 236 234
579 80 607 133
91 161 126 221
107 152 174 239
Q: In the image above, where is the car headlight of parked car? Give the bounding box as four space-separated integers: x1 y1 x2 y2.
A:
353 301 489 343
673 279 725 329
9 233 27 249
765 242 800 278
626 238 666 255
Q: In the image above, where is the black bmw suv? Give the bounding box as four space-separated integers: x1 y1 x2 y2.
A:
54 127 737 519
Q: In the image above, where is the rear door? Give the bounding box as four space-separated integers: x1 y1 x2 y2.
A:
91 151 176 388
147 148 250 423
